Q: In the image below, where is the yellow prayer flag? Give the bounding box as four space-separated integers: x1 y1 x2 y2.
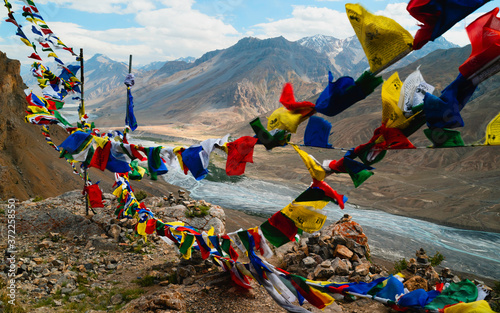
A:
291 144 326 181
485 112 500 145
381 72 418 129
28 106 49 114
444 300 496 313
20 37 32 47
267 107 310 133
292 200 329 210
281 203 327 233
92 136 108 149
345 3 413 74
173 146 186 171
47 52 59 58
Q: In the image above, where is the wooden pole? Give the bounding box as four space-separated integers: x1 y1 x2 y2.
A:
80 48 89 216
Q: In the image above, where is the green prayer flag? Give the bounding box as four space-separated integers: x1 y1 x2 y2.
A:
424 128 465 147
179 234 195 255
425 280 478 310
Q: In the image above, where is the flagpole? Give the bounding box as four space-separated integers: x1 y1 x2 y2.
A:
126 55 132 131
80 48 89 216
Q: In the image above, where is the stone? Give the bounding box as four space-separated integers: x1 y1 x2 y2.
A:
51 260 64 267
321 260 332 268
38 241 53 249
354 262 370 276
106 263 117 270
334 244 353 259
108 224 122 242
110 293 123 305
404 275 429 291
302 257 316 268
33 257 43 265
331 257 350 276
313 264 335 279
424 266 440 290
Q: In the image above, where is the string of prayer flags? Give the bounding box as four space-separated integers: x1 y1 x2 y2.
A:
226 136 258 176
303 116 333 149
484 112 500 145
345 3 413 74
407 0 491 50
250 117 290 150
458 7 500 85
423 73 477 129
314 71 383 117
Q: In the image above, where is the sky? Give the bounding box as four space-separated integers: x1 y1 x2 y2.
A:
0 0 498 67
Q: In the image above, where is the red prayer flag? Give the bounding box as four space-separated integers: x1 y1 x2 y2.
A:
459 8 500 80
89 141 111 171
145 219 157 235
28 53 42 61
226 136 258 176
279 83 316 111
84 184 104 208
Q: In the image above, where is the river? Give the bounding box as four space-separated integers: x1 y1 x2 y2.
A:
162 167 500 280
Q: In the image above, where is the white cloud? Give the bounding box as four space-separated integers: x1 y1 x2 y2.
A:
250 6 354 41
375 3 418 30
39 1 241 66
35 0 156 14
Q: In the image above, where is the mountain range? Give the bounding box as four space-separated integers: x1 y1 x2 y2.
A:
70 34 456 128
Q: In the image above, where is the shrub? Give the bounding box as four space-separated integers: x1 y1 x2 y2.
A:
393 258 408 273
135 190 148 202
184 204 210 218
33 196 44 202
429 251 445 267
132 275 155 287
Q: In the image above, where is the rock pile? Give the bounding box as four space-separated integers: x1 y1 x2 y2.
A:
279 214 387 286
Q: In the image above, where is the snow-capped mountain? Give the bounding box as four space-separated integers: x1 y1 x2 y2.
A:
297 34 459 77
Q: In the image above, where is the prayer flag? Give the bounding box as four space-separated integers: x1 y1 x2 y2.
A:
303 116 332 149
315 71 383 117
407 0 491 50
291 144 326 181
484 112 500 145
226 136 258 176
423 73 477 129
345 3 413 74
125 87 138 131
250 117 290 150
424 128 465 147
279 83 315 111
459 8 500 84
